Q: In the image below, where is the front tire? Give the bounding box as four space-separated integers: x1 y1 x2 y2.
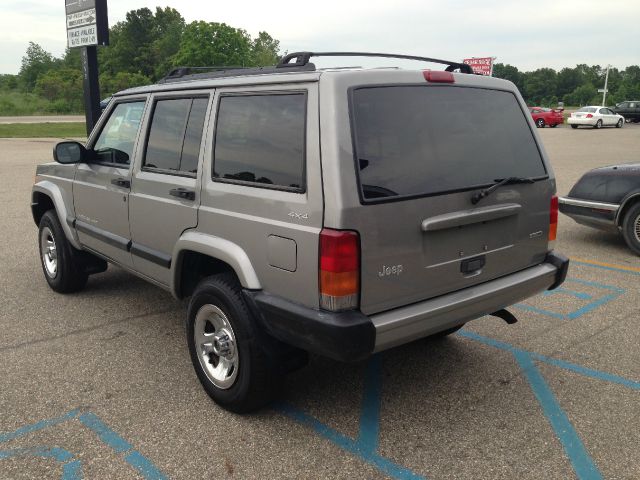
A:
616 119 623 128
571 125 578 129
38 210 88 293
535 118 545 128
621 203 640 256
594 119 603 129
186 273 282 413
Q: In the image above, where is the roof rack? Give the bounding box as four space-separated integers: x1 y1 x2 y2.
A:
277 51 473 74
158 62 316 83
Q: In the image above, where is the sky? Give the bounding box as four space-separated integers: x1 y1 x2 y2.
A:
1 0 639 74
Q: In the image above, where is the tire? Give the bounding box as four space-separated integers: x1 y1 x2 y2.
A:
535 118 545 128
38 210 88 293
550 123 558 128
594 119 602 129
571 125 578 129
186 273 282 413
616 119 623 128
621 202 640 256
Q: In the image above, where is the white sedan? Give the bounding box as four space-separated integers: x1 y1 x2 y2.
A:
568 106 624 129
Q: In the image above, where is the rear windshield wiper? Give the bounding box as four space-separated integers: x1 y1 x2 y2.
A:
471 177 535 205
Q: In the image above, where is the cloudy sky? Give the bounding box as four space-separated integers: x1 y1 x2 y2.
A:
1 0 638 74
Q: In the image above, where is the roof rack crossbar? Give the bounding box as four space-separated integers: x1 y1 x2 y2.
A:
277 51 473 74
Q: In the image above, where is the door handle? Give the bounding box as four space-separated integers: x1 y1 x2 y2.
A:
169 188 195 201
111 178 130 188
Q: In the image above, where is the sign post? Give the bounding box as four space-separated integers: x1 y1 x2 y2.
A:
64 0 109 135
462 57 497 76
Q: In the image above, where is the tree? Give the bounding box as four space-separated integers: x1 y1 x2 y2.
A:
172 21 252 67
523 68 557 105
19 42 56 91
492 63 524 92
250 32 281 66
100 71 151 97
35 68 83 112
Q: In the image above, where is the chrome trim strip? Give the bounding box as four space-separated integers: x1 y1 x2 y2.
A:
558 197 619 211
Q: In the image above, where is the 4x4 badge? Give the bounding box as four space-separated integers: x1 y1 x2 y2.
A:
288 212 309 220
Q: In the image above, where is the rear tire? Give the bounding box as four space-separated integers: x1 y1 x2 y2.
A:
594 119 603 129
621 203 640 256
616 119 623 128
38 210 88 293
535 118 545 128
571 125 578 129
550 123 558 128
186 273 282 413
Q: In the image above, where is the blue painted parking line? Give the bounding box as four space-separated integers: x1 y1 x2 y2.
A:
515 278 624 320
0 410 166 480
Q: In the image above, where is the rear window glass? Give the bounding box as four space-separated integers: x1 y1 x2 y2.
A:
577 107 597 113
351 86 546 201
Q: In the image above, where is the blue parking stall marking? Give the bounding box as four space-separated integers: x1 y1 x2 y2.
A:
274 400 426 480
514 352 604 480
514 278 625 320
0 447 83 480
0 410 167 480
543 287 593 300
571 259 640 276
459 331 640 390
358 354 383 454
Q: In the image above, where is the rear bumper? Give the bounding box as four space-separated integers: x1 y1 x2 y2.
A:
245 252 569 362
567 117 595 126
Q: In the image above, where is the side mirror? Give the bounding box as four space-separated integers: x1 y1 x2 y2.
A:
53 141 86 164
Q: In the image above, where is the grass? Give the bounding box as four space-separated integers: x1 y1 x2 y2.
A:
0 90 83 116
0 122 87 138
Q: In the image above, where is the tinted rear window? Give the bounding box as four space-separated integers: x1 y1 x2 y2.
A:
351 86 547 201
577 107 597 113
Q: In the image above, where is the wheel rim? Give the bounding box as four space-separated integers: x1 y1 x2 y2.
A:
194 304 239 389
536 119 544 127
596 120 602 128
618 120 623 128
634 213 640 244
40 226 58 278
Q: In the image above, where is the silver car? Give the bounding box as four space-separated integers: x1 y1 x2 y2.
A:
32 52 569 412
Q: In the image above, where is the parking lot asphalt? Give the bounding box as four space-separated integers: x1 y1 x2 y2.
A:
1 125 639 480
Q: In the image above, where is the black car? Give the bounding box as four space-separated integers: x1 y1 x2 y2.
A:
613 101 640 123
559 163 640 255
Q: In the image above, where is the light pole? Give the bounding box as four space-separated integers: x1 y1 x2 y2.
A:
601 64 611 107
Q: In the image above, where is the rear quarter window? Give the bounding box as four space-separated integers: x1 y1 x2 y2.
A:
350 85 547 201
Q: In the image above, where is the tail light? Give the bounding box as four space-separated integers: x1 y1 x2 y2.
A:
319 229 359 311
549 195 559 246
586 113 593 118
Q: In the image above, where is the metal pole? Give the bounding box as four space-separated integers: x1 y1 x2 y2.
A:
81 46 101 136
602 64 610 107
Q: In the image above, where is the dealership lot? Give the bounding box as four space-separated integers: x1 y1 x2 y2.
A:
1 125 639 479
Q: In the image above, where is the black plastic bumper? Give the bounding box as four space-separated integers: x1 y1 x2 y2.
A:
243 291 375 362
545 251 570 290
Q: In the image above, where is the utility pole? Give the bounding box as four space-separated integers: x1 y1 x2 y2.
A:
601 64 611 107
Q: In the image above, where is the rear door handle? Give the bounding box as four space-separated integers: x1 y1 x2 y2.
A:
111 178 130 188
169 188 195 201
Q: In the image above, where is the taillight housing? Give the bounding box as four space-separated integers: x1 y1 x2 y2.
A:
586 113 593 118
319 229 360 311
423 70 455 83
549 195 558 247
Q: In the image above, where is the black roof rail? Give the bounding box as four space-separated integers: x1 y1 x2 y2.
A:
158 63 316 83
277 51 473 74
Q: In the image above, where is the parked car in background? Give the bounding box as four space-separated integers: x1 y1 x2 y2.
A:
559 163 640 255
99 97 112 111
612 101 640 123
529 107 563 128
567 106 624 129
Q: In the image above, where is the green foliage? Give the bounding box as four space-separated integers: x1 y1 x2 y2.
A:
251 32 281 67
35 68 84 112
172 21 252 68
100 72 151 98
0 74 19 90
0 90 54 115
19 42 57 91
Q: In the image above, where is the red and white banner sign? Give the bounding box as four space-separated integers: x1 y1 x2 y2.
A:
463 57 494 76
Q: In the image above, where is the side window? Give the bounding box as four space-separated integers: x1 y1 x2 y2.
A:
599 108 608 115
93 101 145 165
143 97 209 175
213 93 306 191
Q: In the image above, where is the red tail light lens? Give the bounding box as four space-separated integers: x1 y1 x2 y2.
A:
423 70 455 83
586 114 593 118
319 229 359 311
549 195 558 242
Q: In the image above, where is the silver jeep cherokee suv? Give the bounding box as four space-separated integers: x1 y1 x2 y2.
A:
32 52 569 412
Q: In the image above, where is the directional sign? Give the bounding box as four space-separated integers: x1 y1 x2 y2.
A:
64 0 108 48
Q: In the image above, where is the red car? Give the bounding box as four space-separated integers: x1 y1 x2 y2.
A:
529 107 564 128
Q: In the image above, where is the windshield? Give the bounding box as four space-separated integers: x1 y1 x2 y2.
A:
351 85 547 201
